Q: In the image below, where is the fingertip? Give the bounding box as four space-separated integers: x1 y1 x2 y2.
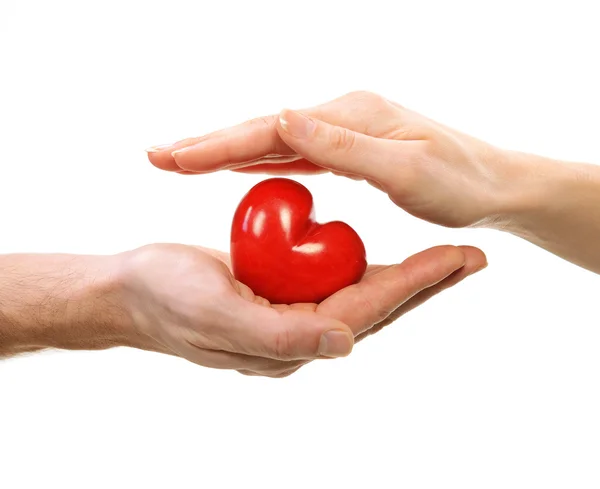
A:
457 245 487 260
277 108 291 131
171 141 230 173
145 137 210 172
277 108 296 126
318 328 354 358
146 150 181 172
171 150 213 173
170 146 194 170
456 245 488 273
277 109 316 139
450 246 468 269
428 245 467 269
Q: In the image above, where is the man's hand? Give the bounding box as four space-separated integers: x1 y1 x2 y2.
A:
0 243 486 377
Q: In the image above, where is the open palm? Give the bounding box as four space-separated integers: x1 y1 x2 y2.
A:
200 245 486 377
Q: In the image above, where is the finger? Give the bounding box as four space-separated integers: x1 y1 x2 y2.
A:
217 297 354 361
317 245 469 337
146 120 288 172
172 136 296 173
355 246 487 342
172 340 306 372
161 116 295 172
380 245 486 325
145 117 287 171
149 91 394 173
232 159 326 175
175 157 324 176
277 109 411 185
146 137 211 172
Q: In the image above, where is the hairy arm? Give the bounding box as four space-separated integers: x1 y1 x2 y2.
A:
0 254 141 358
0 244 487 375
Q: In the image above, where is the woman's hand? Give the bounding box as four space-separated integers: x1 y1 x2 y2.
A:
118 243 486 378
147 91 600 273
147 91 522 228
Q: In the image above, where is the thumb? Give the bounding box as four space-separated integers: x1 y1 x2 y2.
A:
277 108 399 183
225 298 355 361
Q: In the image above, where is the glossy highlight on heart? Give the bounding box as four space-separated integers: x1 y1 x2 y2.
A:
231 178 367 304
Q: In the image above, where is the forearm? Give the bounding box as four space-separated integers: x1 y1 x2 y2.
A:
495 152 600 273
0 253 140 358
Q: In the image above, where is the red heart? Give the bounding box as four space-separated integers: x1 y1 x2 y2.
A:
231 178 367 304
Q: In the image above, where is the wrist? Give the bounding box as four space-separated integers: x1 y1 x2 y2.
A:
58 253 141 351
483 150 576 232
0 253 138 355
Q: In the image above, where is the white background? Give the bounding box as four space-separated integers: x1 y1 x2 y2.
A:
1 1 599 487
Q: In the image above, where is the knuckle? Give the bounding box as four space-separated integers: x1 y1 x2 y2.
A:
346 90 377 102
356 294 377 320
330 127 357 152
357 294 390 325
346 90 388 109
270 327 294 360
340 91 396 136
250 115 276 129
405 140 437 165
397 142 428 180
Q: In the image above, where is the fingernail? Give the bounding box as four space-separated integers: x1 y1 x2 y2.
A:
473 262 488 274
279 109 316 138
318 330 353 358
145 143 175 153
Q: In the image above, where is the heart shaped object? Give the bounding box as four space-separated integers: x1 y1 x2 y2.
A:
231 178 367 304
